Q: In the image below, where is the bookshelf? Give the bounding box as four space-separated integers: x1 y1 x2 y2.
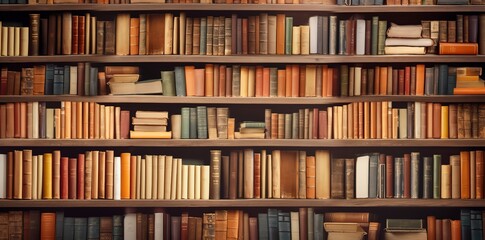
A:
0 2 484 240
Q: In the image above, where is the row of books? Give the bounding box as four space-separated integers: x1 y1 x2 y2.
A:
1 148 484 200
0 102 130 139
340 0 482 5
1 0 483 4
0 63 102 96
427 210 484 240
4 13 483 57
156 64 483 98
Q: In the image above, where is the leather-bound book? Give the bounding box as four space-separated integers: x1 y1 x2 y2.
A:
461 151 471 199
130 18 140 55
40 212 56 240
254 153 261 198
243 148 254 199
298 208 307 240
72 15 79 55
104 21 115 55
96 20 105 55
13 150 22 199
203 213 216 239
68 157 77 199
77 154 85 199
42 153 52 199
345 158 355 199
215 210 228 239
210 150 221 199
62 13 72 55
29 14 40 56
451 220 461 240
47 15 56 55
20 68 34 95
229 151 238 199
146 14 165 55
22 150 32 200
60 157 68 199
331 158 345 199
78 15 85 55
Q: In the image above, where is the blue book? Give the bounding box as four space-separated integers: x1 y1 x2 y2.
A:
447 67 457 95
63 65 70 95
112 215 123 240
461 209 471 240
53 66 64 95
174 66 186 96
277 211 291 240
63 217 75 240
45 64 55 95
438 64 449 95
74 217 88 240
314 213 324 240
268 209 278 240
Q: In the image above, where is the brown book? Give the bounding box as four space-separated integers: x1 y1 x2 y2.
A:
106 150 114 199
13 150 22 199
68 157 77 199
96 20 105 55
22 150 32 200
62 13 72 55
104 20 115 55
33 65 45 95
227 210 240 239
299 208 308 240
100 217 113 240
280 151 298 199
210 150 221 199
325 212 372 223
229 151 238 199
331 158 345 199
253 153 261 199
215 210 228 239
40 212 56 240
432 103 442 139
77 154 85 200
439 42 478 55
72 15 79 55
20 68 34 96
461 151 471 199
185 17 193 55
130 18 140 55
345 158 355 199
476 150 484 199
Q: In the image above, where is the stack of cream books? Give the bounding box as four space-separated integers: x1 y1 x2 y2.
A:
108 73 163 95
384 23 434 55
130 111 172 139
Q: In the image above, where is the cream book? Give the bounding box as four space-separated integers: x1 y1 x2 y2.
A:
152 155 158 199
385 38 434 47
176 158 182 200
384 46 426 55
182 165 188 199
136 111 169 119
157 155 165 200
164 155 173 200
195 165 201 200
130 131 172 139
146 155 153 199
37 155 43 200
355 155 370 198
272 150 281 198
141 158 146 199
124 213 136 240
315 150 330 199
115 14 130 55
386 23 422 38
188 165 195 199
113 156 121 200
201 165 210 200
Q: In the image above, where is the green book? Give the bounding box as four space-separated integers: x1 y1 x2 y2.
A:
197 106 208 139
433 154 442 199
189 107 198 139
56 211 64 240
284 17 293 55
63 217 75 240
377 20 387 55
410 152 420 199
200 17 207 55
181 107 190 139
63 65 70 95
84 62 91 96
258 213 269 240
174 66 186 96
161 70 176 96
74 217 88 240
422 156 433 199
112 215 123 240
461 209 471 240
471 210 483 240
338 20 346 55
371 16 379 55
269 67 277 97
87 217 100 240
394 157 404 198
386 219 423 230
340 65 349 96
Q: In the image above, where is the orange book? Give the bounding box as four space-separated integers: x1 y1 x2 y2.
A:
64 101 71 139
439 42 478 55
427 216 436 240
476 150 484 199
219 65 226 97
415 64 425 95
194 68 205 97
285 65 292 97
276 14 285 55
461 151 470 199
326 67 333 97
185 66 196 97
77 154 85 199
321 65 328 97
433 103 442 139
40 212 56 240
255 66 263 97
379 66 387 95
13 150 22 199
43 153 53 199
121 152 131 199
130 18 140 55
291 65 299 97
306 156 316 199
450 220 461 240
205 64 214 97
130 155 137 199
262 67 270 97
453 87 485 95
277 69 286 97
106 150 114 199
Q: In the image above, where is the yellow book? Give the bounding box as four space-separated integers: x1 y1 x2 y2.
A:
441 105 449 139
240 66 249 97
291 26 300 55
300 25 310 55
129 131 172 139
42 153 52 199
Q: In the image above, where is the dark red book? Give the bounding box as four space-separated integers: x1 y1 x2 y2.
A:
253 153 261 199
72 15 79 55
77 63 85 96
398 69 405 95
77 154 85 200
181 213 189 240
78 16 86 55
60 157 69 199
386 155 394 198
68 158 77 199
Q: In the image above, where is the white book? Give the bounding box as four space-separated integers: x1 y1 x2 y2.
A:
154 212 164 240
355 155 370 198
355 19 366 55
315 150 330 199
32 102 39 139
414 102 422 139
309 16 319 54
354 67 362 96
113 156 121 200
70 66 78 95
182 165 188 199
164 156 173 200
290 212 300 240
157 155 165 200
188 165 195 199
146 155 153 199
46 108 54 139
399 109 408 139
37 155 43 199
195 165 201 200
201 165 210 200
0 154 6 198
124 213 137 240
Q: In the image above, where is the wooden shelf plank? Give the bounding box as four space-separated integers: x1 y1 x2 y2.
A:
0 4 484 12
1 95 485 103
0 55 483 63
1 199 484 208
1 139 484 147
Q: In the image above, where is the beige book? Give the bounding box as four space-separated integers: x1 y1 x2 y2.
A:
115 107 121 139
109 106 115 139
98 151 106 199
267 154 273 199
90 16 96 54
336 106 343 139
45 108 54 139
115 14 130 55
207 108 217 139
171 114 182 139
7 27 14 56
316 150 330 199
441 164 451 199
261 150 267 199
62 13 72 55
69 66 78 95
42 153 50 199
91 151 99 199
381 101 388 139
54 108 61 139
182 165 188 199
327 107 333 139
343 105 348 139
136 155 141 199
104 106 110 139
156 155 165 199
37 155 43 200
392 108 399 139
89 102 95 139
172 16 179 55
84 151 92 200
94 103 100 139
60 103 65 139
384 46 426 55
146 155 153 199
141 157 146 199
414 102 422 139
32 102 39 139
272 150 281 198
1 26 7 56
27 103 33 139
291 212 299 239
106 150 114 199
152 155 158 199
99 105 105 139
32 155 38 200
300 25 309 55
267 15 277 55
244 149 254 199
76 102 83 139
248 67 256 97
175 158 182 199
20 27 28 56
83 102 89 139
164 13 173 55
195 165 201 200
179 13 186 55
305 65 316 97
164 155 173 200
240 66 249 97
292 26 301 55
450 155 461 199
14 27 20 56
228 118 235 139
188 165 195 199
201 165 210 200
113 156 121 200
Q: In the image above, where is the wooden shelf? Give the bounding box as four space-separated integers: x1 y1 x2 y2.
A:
0 4 484 12
1 139 484 147
0 55 483 63
1 199 484 208
1 95 485 103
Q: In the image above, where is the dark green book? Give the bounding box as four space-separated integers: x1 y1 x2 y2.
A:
438 64 449 95
369 153 379 199
258 213 268 240
422 156 433 199
74 217 87 240
43 64 53 95
268 209 278 240
433 154 442 199
461 209 471 240
181 107 190 139
196 106 208 139
56 211 65 240
285 17 293 55
53 66 64 95
189 107 198 139
447 67 456 95
386 219 423 230
63 217 75 240
87 217 100 240
63 65 70 95
329 16 337 55
470 210 483 240
269 67 277 97
340 65 349 96
394 157 404 198
161 70 176 96
112 215 123 240
377 20 387 55
200 17 207 55
338 20 346 55
174 66 186 96
89 67 98 96
314 213 324 240
277 211 291 240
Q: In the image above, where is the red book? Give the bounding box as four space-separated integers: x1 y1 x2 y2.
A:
60 157 69 199
386 155 394 198
398 69 405 95
427 216 436 240
253 153 261 199
318 110 327 139
77 153 85 200
78 16 86 55
68 158 77 199
0 68 7 95
120 110 130 139
181 213 189 240
72 15 79 55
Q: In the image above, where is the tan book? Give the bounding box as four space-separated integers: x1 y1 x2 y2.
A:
441 164 451 199
171 115 182 139
140 157 146 199
146 155 153 199
99 151 106 199
316 150 330 199
22 150 32 200
292 26 301 55
176 158 182 200
164 155 173 200
164 13 173 55
91 151 99 199
76 102 83 139
272 150 281 198
106 150 114 199
84 151 92 200
52 150 60 199
450 155 461 199
64 101 71 139
32 155 37 200
267 15 277 55
115 14 130 56
300 25 310 55
37 155 43 200
13 151 22 199
280 151 298 199
243 149 254 199
62 13 72 55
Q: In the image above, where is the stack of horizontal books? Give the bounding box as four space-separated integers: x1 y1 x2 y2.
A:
130 111 172 139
